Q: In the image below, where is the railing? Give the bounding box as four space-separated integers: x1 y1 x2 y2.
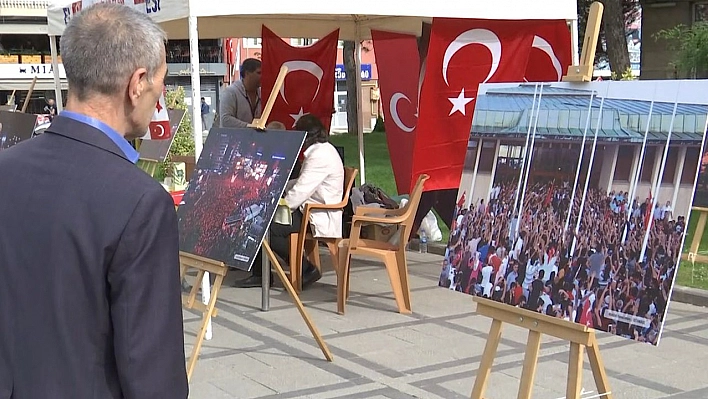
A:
166 45 223 64
0 0 50 9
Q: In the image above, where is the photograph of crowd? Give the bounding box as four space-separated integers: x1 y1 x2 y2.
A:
138 109 185 162
440 80 708 345
0 110 38 151
177 127 305 271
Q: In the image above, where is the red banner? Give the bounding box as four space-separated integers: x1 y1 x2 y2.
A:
524 21 573 82
412 18 544 192
372 30 421 194
261 26 338 131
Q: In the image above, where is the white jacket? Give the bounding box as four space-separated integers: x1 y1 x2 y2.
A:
284 142 344 238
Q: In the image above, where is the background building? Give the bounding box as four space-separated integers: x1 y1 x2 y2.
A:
0 0 61 114
640 0 705 80
461 85 703 218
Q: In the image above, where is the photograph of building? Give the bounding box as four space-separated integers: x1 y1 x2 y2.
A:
442 80 708 345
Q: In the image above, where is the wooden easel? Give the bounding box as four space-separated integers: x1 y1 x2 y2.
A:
563 2 604 83
180 252 227 381
20 76 38 113
470 298 612 399
179 64 332 381
684 206 708 264
683 206 708 286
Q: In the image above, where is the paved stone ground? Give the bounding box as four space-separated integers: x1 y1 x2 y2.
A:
185 251 708 399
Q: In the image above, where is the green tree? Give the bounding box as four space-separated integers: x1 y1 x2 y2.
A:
156 86 194 179
655 22 708 78
577 0 640 76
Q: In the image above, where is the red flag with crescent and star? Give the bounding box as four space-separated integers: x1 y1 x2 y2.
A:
412 18 543 192
142 92 170 140
372 30 421 194
524 21 573 82
261 26 339 131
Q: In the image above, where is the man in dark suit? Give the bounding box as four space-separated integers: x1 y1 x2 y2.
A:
0 4 188 398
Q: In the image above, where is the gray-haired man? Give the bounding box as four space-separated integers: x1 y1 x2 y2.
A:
0 4 188 398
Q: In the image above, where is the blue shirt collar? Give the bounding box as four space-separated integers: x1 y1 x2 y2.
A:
59 110 139 164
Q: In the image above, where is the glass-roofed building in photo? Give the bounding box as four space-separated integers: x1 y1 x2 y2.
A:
459 83 708 218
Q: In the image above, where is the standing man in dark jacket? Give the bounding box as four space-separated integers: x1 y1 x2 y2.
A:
220 58 262 128
0 4 188 398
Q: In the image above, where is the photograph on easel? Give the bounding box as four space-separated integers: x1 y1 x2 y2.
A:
0 110 39 151
440 80 708 345
176 127 305 271
138 109 185 162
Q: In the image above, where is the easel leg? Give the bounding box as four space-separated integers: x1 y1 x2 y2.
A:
262 240 333 362
567 342 585 399
186 274 224 382
261 232 271 311
517 330 542 399
470 319 503 399
587 336 613 399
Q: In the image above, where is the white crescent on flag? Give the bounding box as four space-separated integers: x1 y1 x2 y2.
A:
142 92 170 140
279 60 324 104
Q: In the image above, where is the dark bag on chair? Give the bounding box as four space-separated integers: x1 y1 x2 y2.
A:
359 184 398 210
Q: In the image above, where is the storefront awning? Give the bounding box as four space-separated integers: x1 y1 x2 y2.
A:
0 79 68 91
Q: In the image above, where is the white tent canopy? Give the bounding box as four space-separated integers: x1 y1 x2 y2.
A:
49 1 578 38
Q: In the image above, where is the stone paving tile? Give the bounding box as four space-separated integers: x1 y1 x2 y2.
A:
185 250 708 398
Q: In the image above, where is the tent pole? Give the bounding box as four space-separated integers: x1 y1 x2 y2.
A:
570 19 580 66
516 85 544 239
355 25 365 184
571 83 608 256
563 91 595 235
640 86 681 261
49 35 63 112
188 1 211 340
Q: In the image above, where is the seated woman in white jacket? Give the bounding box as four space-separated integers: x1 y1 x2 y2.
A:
234 114 345 289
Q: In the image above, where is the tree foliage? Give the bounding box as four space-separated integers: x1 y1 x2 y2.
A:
153 86 194 179
654 22 708 78
165 86 195 157
577 0 640 74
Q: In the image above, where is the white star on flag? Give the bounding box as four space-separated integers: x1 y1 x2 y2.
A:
289 107 310 127
448 88 474 116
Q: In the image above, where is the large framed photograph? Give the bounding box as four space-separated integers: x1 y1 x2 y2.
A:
138 109 185 162
177 127 305 271
441 80 708 346
0 110 39 151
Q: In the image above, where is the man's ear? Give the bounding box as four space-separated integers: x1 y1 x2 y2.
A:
128 67 149 106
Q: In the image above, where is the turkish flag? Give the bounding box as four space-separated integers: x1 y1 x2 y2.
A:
261 26 338 131
412 18 541 192
142 92 170 140
372 30 421 194
524 21 573 82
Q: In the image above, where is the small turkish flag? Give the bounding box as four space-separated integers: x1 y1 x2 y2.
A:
142 92 171 140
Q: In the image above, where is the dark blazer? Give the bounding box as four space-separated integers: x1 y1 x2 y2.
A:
0 116 188 398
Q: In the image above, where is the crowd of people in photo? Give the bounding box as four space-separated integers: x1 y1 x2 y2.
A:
178 135 288 269
440 177 687 344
